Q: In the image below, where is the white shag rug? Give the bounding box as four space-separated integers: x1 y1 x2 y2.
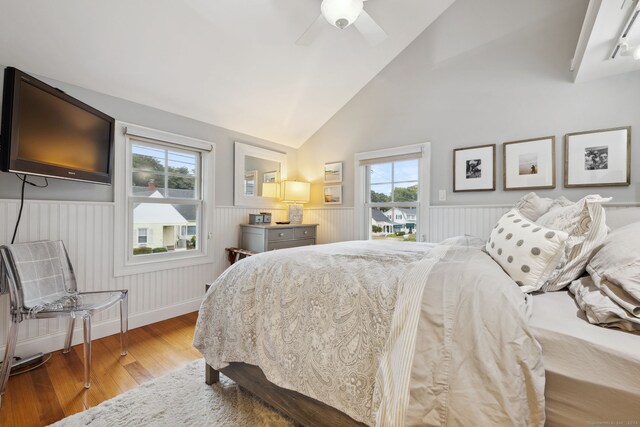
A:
50 359 293 427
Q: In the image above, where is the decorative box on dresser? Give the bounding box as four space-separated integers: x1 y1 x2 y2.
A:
240 224 319 253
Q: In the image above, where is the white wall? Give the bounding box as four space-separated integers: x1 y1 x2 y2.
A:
298 0 640 207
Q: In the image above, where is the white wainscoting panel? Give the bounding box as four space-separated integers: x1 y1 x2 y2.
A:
303 208 355 244
2 201 637 356
0 199 218 356
300 203 640 246
428 203 640 242
428 205 511 243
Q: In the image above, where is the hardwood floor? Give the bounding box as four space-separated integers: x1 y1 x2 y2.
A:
0 312 201 427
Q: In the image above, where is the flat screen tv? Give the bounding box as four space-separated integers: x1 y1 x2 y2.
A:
1 67 114 184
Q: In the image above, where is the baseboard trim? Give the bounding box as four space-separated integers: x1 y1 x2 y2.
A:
3 297 203 358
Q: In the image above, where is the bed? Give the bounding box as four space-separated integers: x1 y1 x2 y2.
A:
194 239 545 426
194 206 640 426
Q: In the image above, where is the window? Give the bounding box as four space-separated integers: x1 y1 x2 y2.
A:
130 141 201 256
355 144 430 242
179 225 197 237
138 228 148 245
114 123 215 276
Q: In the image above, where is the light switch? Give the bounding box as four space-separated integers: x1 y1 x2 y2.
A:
438 190 446 201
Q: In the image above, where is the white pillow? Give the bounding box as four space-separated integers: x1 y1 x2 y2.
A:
536 195 610 292
514 193 573 222
486 209 569 293
514 193 554 221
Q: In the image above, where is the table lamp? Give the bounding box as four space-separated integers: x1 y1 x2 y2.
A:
262 182 280 198
281 180 310 224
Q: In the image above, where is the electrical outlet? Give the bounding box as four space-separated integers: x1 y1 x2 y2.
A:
438 190 446 201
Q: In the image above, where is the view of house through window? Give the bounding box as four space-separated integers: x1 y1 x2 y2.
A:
130 141 201 256
367 159 419 241
371 207 418 241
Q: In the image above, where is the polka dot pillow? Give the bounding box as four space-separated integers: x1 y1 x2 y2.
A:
486 209 569 293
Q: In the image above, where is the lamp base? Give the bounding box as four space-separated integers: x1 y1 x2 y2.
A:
288 204 303 224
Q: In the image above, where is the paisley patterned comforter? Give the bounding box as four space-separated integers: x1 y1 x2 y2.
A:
193 239 545 426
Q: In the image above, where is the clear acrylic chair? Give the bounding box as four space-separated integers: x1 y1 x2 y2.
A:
0 240 128 407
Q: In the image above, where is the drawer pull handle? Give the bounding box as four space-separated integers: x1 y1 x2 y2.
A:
304 231 308 235
279 232 285 237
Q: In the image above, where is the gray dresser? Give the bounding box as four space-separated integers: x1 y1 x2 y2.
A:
240 224 319 253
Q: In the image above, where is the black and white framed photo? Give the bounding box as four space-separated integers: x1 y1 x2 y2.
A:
453 144 496 192
323 185 342 204
324 161 343 183
565 127 631 188
503 136 555 191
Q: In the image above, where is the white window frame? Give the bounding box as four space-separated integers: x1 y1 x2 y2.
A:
354 143 430 242
137 228 149 245
114 122 215 277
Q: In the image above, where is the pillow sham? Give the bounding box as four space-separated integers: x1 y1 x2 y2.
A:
569 276 640 332
514 193 554 221
586 221 640 317
486 209 568 293
514 192 573 222
536 195 610 292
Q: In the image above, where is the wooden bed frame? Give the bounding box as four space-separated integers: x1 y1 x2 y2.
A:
205 363 366 427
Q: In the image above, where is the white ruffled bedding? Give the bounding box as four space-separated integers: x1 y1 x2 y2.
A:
193 240 545 426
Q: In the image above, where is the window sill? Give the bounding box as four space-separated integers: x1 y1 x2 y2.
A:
114 251 214 277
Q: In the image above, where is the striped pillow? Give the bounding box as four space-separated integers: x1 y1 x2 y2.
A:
537 195 611 292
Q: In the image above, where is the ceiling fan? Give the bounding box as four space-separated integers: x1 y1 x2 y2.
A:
296 0 388 46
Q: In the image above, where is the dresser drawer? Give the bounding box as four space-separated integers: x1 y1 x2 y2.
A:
240 224 319 254
294 227 316 239
267 228 294 242
268 239 315 251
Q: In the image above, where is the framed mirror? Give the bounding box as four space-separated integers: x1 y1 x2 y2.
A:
234 142 288 207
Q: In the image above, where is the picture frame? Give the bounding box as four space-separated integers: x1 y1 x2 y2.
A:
263 170 277 183
324 161 343 183
323 185 342 204
503 136 555 191
564 126 631 188
453 144 496 192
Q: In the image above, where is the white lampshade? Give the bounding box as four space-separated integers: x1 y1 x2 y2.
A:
281 181 310 203
262 182 280 198
321 0 363 29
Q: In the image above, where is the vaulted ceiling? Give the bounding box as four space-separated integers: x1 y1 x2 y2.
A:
0 0 455 147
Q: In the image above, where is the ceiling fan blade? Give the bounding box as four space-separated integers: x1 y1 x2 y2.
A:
353 10 387 46
296 15 326 46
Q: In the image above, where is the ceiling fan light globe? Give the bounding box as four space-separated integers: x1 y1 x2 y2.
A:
321 0 363 29
335 18 349 29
